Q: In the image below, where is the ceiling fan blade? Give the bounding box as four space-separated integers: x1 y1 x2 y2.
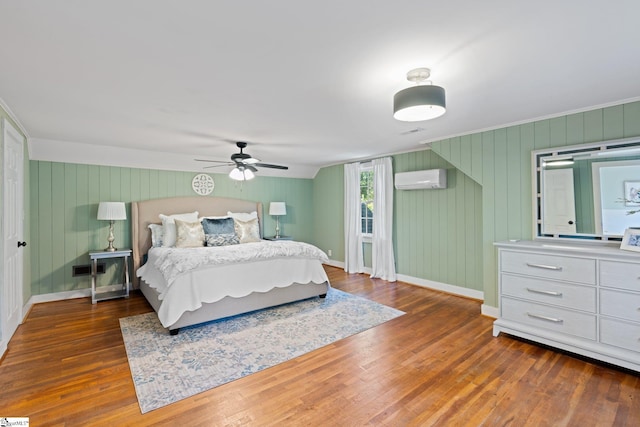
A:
255 162 289 170
195 159 230 164
203 163 233 169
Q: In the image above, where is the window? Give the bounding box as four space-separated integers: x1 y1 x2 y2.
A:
360 167 374 235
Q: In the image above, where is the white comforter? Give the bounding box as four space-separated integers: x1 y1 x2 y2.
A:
136 240 330 327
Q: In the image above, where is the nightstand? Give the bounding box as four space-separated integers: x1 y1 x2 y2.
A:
264 236 293 241
89 249 131 304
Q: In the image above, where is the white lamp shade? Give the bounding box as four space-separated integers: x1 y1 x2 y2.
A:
269 202 287 216
97 202 127 220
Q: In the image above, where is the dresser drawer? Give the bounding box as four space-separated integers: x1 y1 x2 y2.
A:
600 317 640 353
600 260 640 291
501 297 596 340
501 251 595 284
600 289 640 322
502 274 596 312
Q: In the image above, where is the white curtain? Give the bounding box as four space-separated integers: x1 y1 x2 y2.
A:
371 157 397 281
344 162 364 273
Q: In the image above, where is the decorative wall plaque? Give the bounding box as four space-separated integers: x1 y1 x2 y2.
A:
191 173 215 196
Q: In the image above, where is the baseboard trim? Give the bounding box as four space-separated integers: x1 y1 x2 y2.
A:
323 259 345 269
396 273 484 301
481 304 499 319
23 288 91 319
0 339 7 361
323 262 489 306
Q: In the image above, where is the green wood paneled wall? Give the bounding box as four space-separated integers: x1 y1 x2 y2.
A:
29 162 313 295
431 100 640 307
311 164 344 260
393 151 482 291
311 151 483 292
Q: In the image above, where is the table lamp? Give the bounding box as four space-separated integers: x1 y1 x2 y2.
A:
97 202 127 251
268 202 287 238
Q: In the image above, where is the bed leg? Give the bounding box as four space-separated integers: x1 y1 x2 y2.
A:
169 328 180 336
319 293 327 298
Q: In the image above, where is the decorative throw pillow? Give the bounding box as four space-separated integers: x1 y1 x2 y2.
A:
148 223 164 247
174 219 205 248
201 217 235 235
205 233 240 247
227 211 258 222
234 218 261 243
159 211 199 247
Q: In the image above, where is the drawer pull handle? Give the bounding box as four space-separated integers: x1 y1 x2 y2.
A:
526 263 563 271
526 288 563 297
527 312 564 324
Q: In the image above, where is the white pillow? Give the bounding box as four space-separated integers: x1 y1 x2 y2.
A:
159 211 199 247
227 211 258 222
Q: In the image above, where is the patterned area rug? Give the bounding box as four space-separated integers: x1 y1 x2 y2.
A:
120 288 404 413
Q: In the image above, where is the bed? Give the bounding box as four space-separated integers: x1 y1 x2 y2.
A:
132 196 330 334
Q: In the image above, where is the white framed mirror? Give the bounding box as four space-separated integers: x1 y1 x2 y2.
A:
534 137 640 241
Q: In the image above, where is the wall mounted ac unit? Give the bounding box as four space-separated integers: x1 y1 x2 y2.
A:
394 169 447 190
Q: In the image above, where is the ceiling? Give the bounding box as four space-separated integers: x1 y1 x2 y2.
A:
1 1 640 178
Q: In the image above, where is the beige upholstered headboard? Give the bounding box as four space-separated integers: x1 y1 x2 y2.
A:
131 196 263 286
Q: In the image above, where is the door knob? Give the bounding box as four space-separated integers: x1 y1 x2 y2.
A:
568 221 574 225
17 241 27 247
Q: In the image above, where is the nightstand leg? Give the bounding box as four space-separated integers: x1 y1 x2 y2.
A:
91 258 98 304
123 254 130 298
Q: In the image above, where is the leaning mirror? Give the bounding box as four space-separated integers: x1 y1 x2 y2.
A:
534 137 640 241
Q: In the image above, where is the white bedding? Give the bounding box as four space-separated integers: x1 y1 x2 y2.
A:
136 240 330 327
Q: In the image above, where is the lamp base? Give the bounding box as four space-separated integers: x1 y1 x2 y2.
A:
275 217 281 239
104 220 117 252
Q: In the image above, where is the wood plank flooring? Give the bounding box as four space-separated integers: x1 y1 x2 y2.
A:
1 266 639 426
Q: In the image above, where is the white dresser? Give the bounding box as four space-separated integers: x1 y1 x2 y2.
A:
493 240 640 372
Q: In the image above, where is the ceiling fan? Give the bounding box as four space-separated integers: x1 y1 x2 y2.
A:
195 142 288 181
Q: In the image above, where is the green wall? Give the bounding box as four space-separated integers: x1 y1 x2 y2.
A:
29 162 313 295
431 100 640 307
311 164 344 259
394 151 482 291
311 150 483 292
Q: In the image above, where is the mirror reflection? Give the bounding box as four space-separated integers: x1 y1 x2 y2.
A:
535 138 640 240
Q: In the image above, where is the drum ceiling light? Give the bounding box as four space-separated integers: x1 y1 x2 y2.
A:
393 68 446 122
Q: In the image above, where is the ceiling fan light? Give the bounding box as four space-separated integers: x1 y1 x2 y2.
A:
393 85 446 122
229 167 245 181
229 166 256 181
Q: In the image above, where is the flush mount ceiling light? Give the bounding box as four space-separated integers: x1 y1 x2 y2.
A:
393 68 446 122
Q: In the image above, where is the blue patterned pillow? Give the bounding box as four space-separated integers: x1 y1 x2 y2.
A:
201 217 235 235
148 223 164 247
205 233 240 247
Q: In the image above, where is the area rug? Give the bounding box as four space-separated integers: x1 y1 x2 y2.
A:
119 288 404 413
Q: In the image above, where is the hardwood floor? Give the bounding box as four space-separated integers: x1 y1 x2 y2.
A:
1 266 639 426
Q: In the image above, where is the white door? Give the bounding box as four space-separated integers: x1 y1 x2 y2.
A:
2 118 25 350
542 168 577 234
